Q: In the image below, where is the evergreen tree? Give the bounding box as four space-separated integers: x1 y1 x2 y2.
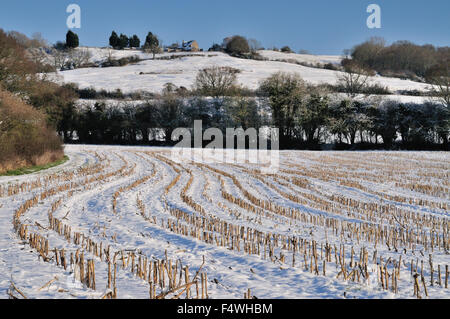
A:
144 32 159 48
118 34 129 50
109 31 119 48
66 30 79 48
129 35 140 48
143 32 160 59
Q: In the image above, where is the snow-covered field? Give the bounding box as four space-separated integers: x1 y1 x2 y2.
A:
75 47 344 67
57 48 432 95
257 50 343 66
1 145 449 299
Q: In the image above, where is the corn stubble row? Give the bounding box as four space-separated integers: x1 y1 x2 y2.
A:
4 149 449 298
150 152 448 298
9 151 208 299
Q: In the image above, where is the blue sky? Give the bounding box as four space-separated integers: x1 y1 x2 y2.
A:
0 0 448 55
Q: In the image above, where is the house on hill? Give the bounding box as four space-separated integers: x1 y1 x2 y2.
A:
164 40 200 52
181 40 200 52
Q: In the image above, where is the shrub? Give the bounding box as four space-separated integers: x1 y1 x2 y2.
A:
101 55 141 68
0 88 63 173
281 46 293 53
0 29 40 92
324 63 339 71
225 36 250 55
258 72 308 144
363 83 391 95
208 43 223 52
249 51 265 61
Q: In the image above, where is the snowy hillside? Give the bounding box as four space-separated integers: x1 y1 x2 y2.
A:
257 50 343 65
77 47 206 64
56 47 432 95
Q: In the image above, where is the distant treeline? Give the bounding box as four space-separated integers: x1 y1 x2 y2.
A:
347 37 449 82
61 95 449 151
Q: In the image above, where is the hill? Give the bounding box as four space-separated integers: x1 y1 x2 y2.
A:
55 47 432 96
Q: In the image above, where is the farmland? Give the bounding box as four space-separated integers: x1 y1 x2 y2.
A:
0 145 448 299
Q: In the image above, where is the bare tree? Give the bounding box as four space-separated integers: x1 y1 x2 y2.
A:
143 44 162 59
6 31 47 48
436 78 450 109
336 62 371 98
30 32 48 48
27 48 49 66
102 49 115 65
6 31 30 47
51 48 92 70
248 38 262 53
69 48 92 68
51 49 69 70
194 66 239 98
427 62 450 108
143 35 162 59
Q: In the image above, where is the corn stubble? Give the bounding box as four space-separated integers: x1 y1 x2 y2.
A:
4 149 449 299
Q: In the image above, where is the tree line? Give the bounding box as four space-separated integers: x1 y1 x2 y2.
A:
347 37 449 83
59 68 449 150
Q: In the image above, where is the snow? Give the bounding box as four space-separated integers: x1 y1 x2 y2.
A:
1 145 448 299
56 49 432 95
333 93 436 105
257 50 343 66
73 94 437 113
77 47 206 64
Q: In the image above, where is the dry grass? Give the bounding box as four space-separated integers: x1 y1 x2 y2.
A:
0 88 63 174
0 150 65 175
